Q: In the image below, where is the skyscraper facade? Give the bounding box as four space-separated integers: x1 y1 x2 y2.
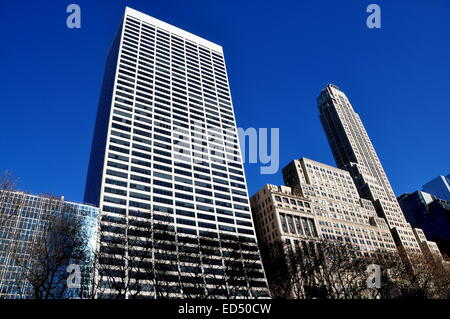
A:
282 157 396 254
251 157 397 259
317 84 423 257
84 7 268 298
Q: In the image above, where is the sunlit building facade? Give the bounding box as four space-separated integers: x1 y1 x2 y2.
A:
84 7 269 298
282 157 397 253
251 158 396 256
317 84 437 258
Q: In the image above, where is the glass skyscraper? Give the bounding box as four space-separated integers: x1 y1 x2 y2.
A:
84 7 269 298
422 174 450 202
0 191 99 299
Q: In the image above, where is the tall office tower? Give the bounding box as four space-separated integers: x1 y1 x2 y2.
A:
84 7 269 298
317 84 423 257
0 191 99 299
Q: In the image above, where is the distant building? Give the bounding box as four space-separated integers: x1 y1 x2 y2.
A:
398 191 450 257
317 84 435 259
0 191 99 299
422 175 450 202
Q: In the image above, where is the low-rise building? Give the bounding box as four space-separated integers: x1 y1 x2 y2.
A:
0 191 99 299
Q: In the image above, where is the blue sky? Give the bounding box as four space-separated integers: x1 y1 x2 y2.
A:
0 0 449 202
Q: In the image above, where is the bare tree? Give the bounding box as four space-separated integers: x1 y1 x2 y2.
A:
370 250 450 299
90 210 182 299
6 195 92 299
219 235 268 299
89 209 269 299
261 237 450 299
0 171 26 297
